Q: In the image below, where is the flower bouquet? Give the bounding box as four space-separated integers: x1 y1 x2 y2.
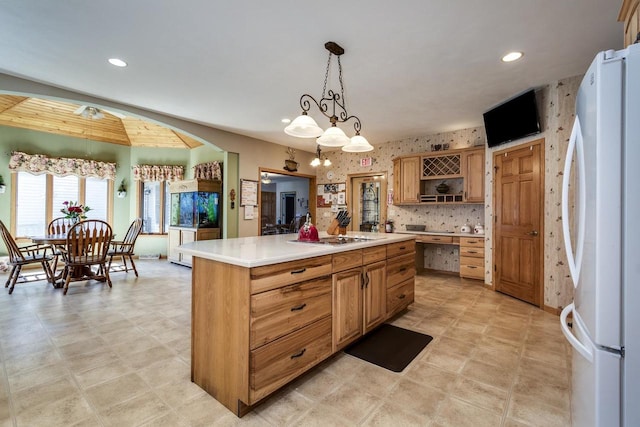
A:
61 201 91 222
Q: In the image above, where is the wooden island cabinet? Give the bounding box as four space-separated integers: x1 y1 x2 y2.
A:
180 233 416 417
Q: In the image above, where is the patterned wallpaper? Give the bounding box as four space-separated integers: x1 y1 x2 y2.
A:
316 75 581 311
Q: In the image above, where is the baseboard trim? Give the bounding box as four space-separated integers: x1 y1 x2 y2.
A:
543 305 562 316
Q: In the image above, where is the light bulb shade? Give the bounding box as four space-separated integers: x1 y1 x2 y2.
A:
317 126 350 147
310 157 321 167
284 114 323 138
342 134 373 152
323 158 332 166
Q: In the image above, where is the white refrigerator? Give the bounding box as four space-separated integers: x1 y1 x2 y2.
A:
560 44 639 426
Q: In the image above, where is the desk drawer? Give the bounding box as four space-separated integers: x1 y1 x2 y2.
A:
250 276 332 349
250 317 332 402
386 253 415 289
460 255 484 267
251 255 332 294
363 245 386 264
387 279 414 317
460 263 484 280
460 246 484 258
386 241 415 258
460 237 484 248
417 235 453 244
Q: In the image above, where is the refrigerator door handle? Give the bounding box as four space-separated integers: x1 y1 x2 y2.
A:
560 303 593 362
561 116 586 287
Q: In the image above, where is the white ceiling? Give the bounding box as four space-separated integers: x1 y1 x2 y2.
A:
0 1 623 153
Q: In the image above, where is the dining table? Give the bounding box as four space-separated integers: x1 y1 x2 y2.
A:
30 234 108 288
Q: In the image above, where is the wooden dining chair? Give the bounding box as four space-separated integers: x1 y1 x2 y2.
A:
0 220 54 294
107 218 143 277
47 217 76 275
61 220 113 295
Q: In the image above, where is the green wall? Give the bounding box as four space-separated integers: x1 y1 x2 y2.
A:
0 125 225 256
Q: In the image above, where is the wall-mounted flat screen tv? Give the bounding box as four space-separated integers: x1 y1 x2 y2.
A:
483 89 541 148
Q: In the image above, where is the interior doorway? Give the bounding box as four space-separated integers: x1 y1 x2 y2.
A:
348 172 387 232
258 168 316 236
281 192 296 225
493 139 545 307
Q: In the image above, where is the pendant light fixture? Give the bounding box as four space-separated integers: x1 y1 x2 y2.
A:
261 173 271 184
310 145 332 167
284 41 373 152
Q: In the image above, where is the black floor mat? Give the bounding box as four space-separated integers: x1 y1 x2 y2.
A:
344 324 433 372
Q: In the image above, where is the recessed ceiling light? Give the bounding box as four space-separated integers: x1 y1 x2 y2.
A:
108 58 127 67
281 118 291 124
502 52 523 62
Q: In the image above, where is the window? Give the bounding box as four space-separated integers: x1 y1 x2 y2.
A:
13 171 112 237
139 181 170 234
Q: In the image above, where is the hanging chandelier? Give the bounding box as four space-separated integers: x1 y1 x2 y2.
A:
310 145 332 167
284 41 373 153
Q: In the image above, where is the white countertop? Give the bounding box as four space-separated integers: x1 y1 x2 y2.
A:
178 231 415 268
395 230 486 238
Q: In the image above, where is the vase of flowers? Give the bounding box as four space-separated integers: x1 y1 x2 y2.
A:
61 201 91 223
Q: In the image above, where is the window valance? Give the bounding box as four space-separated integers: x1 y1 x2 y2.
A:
193 161 222 180
133 165 184 182
9 151 116 180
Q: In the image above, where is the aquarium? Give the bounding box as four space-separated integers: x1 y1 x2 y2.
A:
170 191 220 228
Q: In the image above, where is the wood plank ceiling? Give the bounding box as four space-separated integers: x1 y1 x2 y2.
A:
0 95 202 149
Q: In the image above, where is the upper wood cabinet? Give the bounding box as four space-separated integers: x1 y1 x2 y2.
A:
462 148 485 203
392 156 420 204
393 147 485 205
619 0 640 48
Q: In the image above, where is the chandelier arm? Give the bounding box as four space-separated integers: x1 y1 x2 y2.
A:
321 52 332 99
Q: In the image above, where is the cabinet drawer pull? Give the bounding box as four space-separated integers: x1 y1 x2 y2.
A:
290 348 306 359
398 294 406 300
468 240 478 244
399 267 407 272
290 303 307 312
432 238 441 241
467 265 477 269
399 246 406 250
467 250 478 254
290 268 307 274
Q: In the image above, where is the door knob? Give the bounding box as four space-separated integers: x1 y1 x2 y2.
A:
527 230 539 236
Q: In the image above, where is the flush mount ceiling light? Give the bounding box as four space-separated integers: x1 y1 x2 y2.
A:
285 41 373 153
261 173 272 184
108 58 127 67
310 145 332 167
501 51 523 62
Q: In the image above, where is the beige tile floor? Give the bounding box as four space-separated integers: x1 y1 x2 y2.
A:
0 261 572 426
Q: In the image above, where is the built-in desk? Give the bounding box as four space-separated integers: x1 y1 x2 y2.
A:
395 230 485 281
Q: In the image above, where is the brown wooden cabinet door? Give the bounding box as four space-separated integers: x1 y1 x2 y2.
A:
463 149 485 202
400 157 420 204
332 268 363 351
363 261 386 333
494 141 544 306
392 159 401 205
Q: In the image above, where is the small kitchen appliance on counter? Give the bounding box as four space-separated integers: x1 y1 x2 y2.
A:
297 213 319 242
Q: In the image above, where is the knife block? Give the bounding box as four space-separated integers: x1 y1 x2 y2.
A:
327 219 340 235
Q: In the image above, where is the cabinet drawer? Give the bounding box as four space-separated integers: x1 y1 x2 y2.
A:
363 245 386 264
460 237 484 248
386 253 415 289
387 279 414 317
251 255 332 294
250 276 331 349
386 240 415 258
332 249 363 273
417 235 453 244
460 246 484 258
460 255 483 267
460 264 484 280
250 317 332 402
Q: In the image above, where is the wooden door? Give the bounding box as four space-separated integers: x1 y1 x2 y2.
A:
332 268 363 351
494 141 544 306
261 191 276 225
363 261 386 333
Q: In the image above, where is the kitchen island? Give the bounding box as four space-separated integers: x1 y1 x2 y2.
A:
178 232 416 416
